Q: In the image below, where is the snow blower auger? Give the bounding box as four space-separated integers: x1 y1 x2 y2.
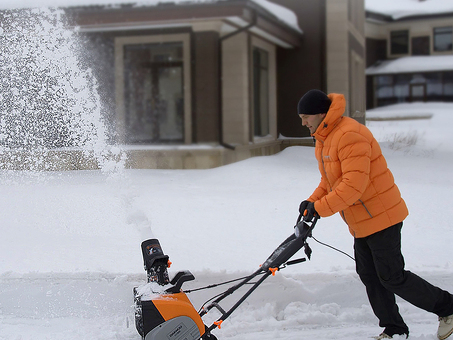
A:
133 217 318 340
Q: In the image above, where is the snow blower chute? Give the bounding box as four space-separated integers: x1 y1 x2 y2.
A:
133 217 318 340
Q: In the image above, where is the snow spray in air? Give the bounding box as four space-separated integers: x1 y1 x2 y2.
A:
0 8 125 172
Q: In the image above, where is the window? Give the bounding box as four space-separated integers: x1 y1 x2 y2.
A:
252 47 269 137
390 30 409 55
444 72 453 95
124 42 184 144
376 75 394 98
374 71 453 107
394 74 411 100
115 34 191 145
434 26 453 52
425 72 442 96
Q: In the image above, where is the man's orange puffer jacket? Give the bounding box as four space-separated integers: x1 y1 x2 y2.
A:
308 93 408 238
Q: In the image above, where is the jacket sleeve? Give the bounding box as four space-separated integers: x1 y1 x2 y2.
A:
314 131 371 217
308 176 328 202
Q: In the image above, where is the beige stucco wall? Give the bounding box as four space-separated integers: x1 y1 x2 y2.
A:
326 0 366 120
222 32 250 145
366 16 453 57
326 0 350 107
221 32 279 145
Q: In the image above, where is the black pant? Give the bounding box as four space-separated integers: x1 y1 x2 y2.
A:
354 222 453 336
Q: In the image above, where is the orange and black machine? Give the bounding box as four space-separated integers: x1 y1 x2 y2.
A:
134 218 317 340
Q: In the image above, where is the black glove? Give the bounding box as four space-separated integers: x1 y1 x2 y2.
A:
303 201 318 222
297 200 310 223
298 200 309 216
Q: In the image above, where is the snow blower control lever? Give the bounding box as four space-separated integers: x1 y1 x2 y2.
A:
133 217 318 340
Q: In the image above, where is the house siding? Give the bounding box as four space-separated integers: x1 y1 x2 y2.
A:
222 32 250 145
273 0 326 138
193 31 220 143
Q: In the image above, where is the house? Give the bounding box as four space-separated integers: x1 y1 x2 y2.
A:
0 0 366 170
61 0 367 169
365 0 453 109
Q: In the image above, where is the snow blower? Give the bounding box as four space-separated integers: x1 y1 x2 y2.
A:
133 217 318 340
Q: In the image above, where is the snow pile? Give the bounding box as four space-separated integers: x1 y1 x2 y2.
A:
134 281 170 301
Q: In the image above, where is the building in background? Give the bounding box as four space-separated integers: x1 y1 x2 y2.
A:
365 1 453 108
65 0 366 169
66 0 301 169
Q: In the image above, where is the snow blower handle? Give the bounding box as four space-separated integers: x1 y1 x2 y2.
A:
260 216 318 272
294 215 318 240
201 218 319 337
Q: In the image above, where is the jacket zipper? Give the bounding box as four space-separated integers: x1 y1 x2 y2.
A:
340 210 348 224
319 141 331 191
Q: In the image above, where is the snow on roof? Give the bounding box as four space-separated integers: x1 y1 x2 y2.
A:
0 0 302 34
366 55 453 75
365 0 453 20
252 0 301 34
1 0 218 9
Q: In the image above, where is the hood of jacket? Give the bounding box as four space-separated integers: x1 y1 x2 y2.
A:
312 93 346 141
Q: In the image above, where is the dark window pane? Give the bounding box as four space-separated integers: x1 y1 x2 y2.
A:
253 48 269 137
376 75 394 98
444 71 453 95
394 74 411 98
391 30 409 55
425 72 442 95
434 26 452 52
124 42 184 144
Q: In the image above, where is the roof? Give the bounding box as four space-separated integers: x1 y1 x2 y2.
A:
365 0 453 20
366 55 453 75
0 0 302 34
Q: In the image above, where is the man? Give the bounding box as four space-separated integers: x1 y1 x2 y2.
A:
297 89 453 340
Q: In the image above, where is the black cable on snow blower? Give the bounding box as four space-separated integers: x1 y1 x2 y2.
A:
310 235 355 261
297 214 355 262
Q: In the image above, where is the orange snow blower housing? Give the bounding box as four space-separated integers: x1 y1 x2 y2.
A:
150 291 204 332
136 289 205 340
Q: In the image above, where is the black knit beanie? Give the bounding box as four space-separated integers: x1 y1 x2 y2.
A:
297 89 331 115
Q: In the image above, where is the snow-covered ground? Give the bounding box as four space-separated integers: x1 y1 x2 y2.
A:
0 101 452 340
